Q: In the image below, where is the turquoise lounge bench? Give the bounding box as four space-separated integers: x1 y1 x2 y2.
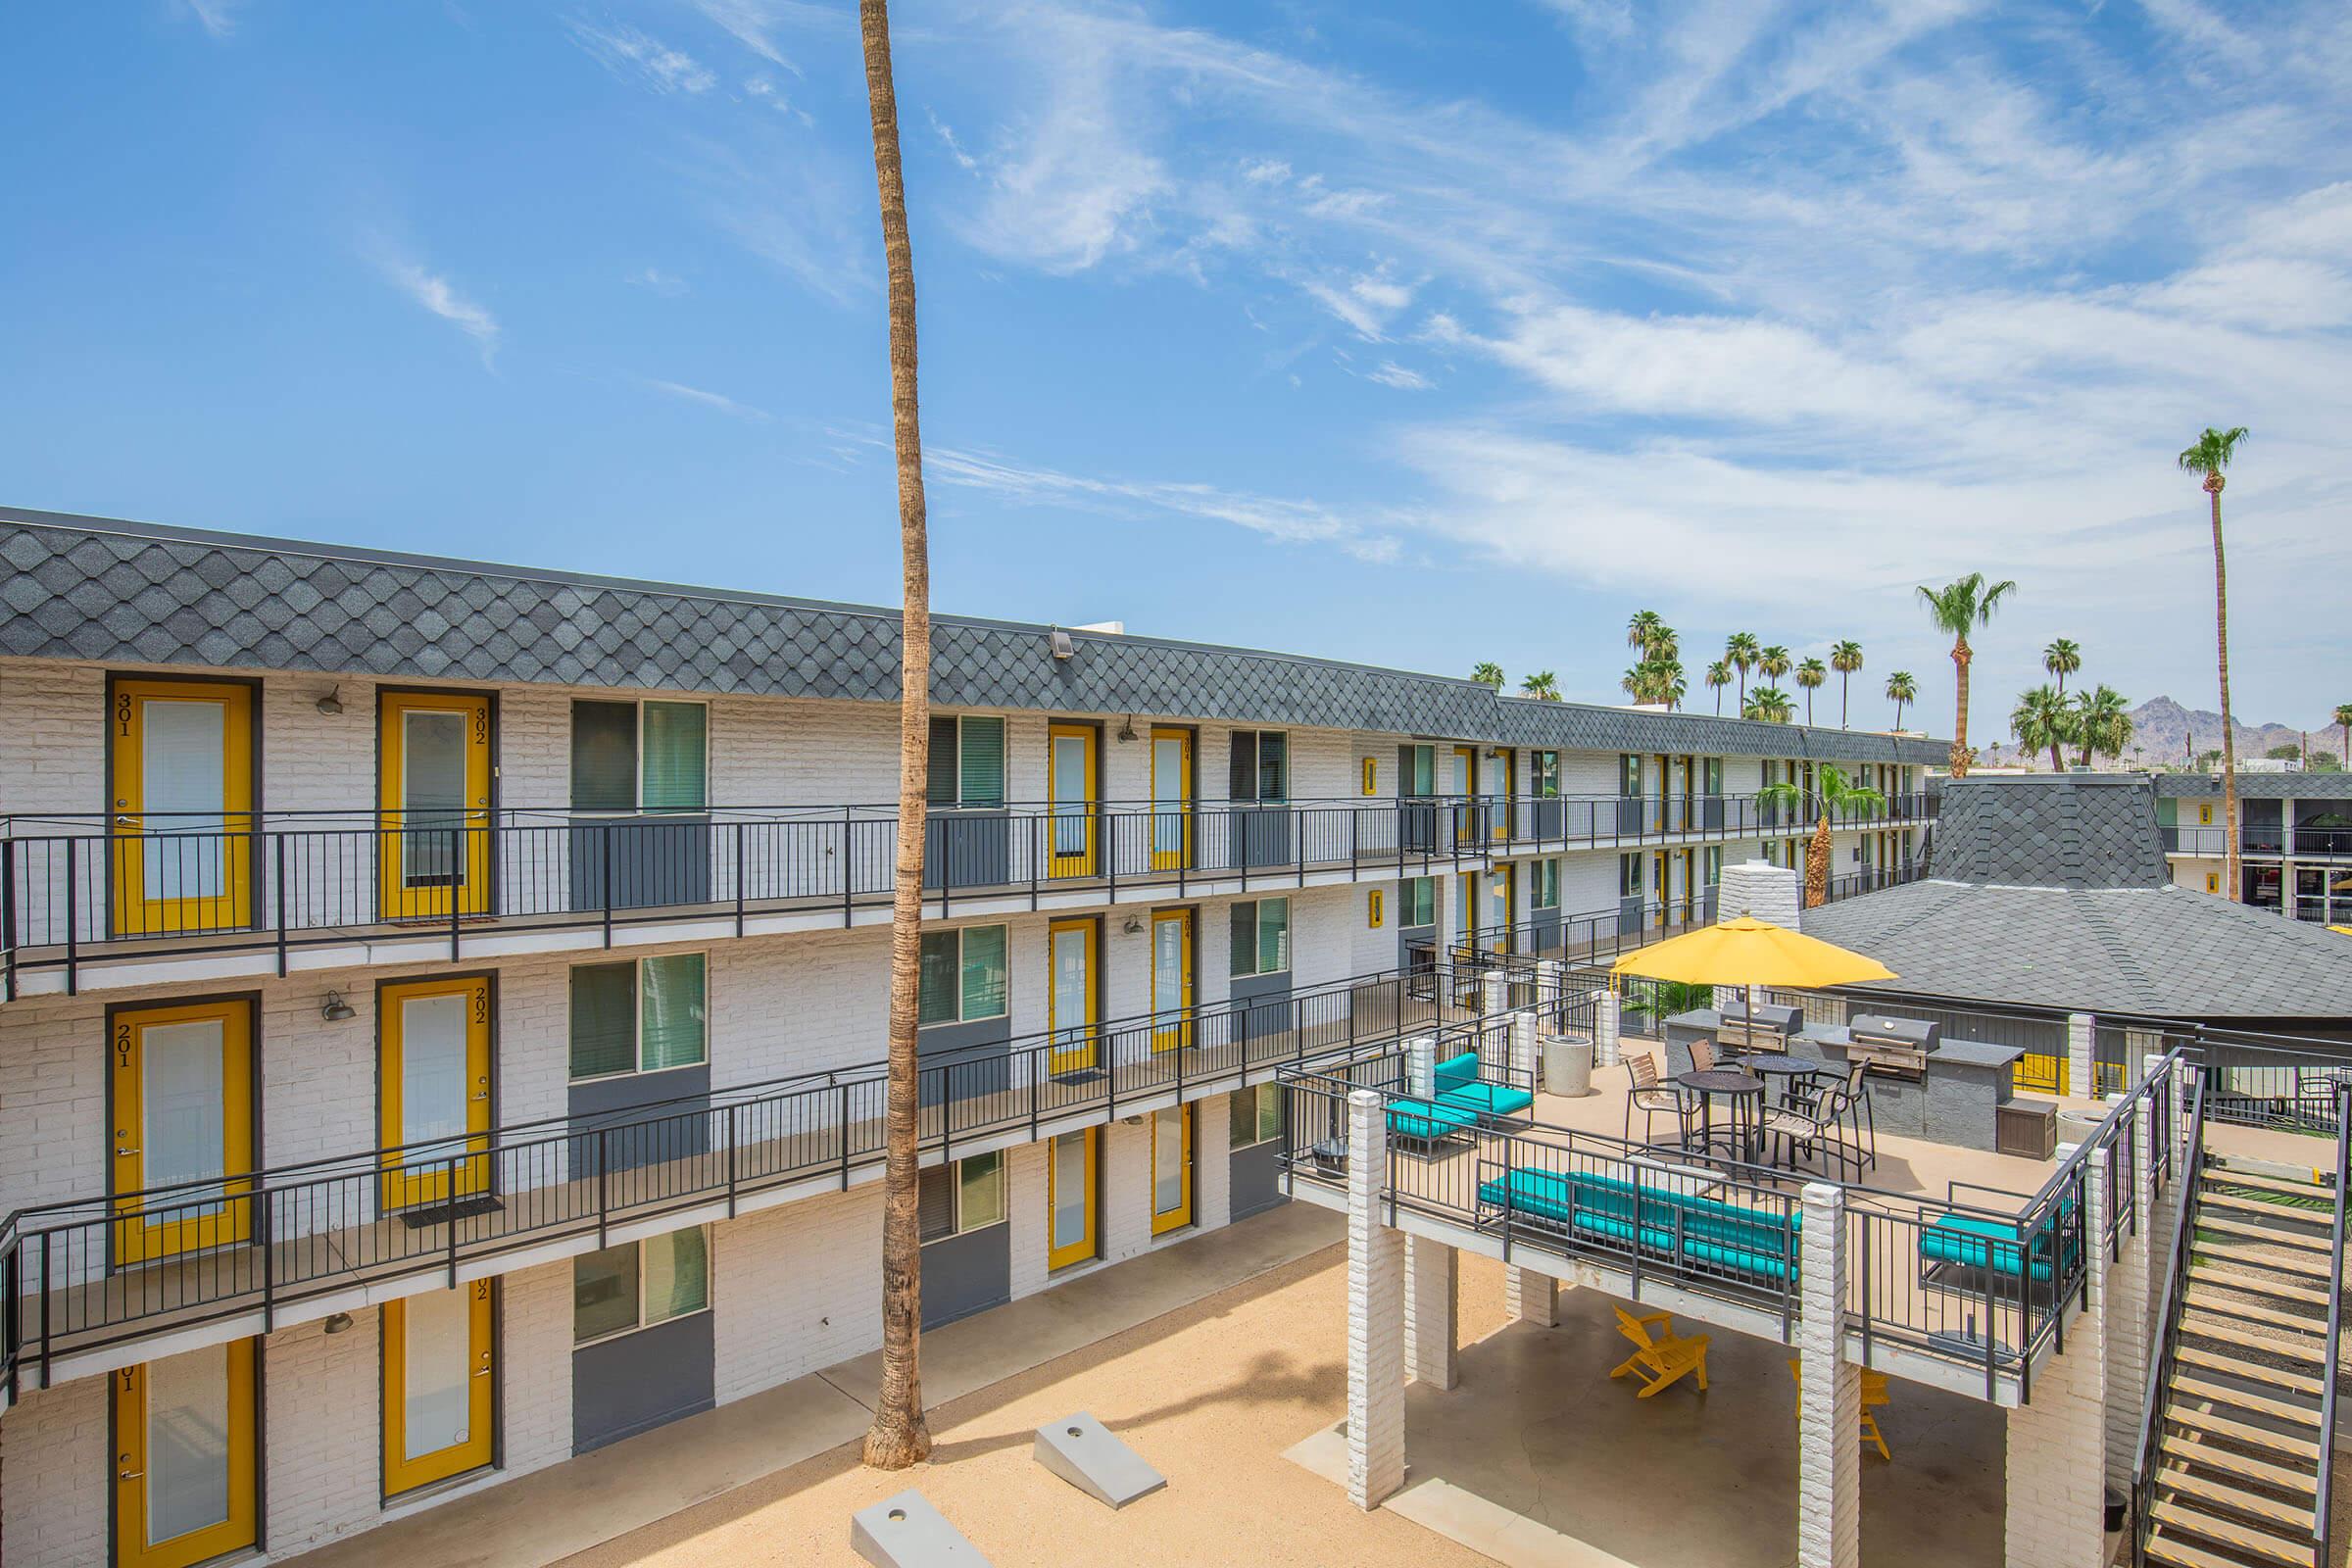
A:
1387 1097 1480 1143
1917 1213 2079 1284
1433 1052 1536 1123
1475 1167 1799 1286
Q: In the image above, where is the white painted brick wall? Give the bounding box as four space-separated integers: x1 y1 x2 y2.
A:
1401 1235 1458 1391
1501 1265 1558 1327
2004 1162 2109 1568
264 1314 382 1555
712 1188 882 1401
499 1259 574 1479
0 1371 108 1568
1344 1089 1403 1509
1006 1140 1049 1300
1197 1093 1232 1231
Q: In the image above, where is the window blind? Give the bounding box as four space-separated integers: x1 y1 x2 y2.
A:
640 703 707 811
637 954 707 1071
572 1245 638 1343
571 702 639 811
917 1165 956 1243
917 931 959 1025
957 717 1004 808
1256 733 1288 803
959 925 1007 1019
1229 733 1256 801
567 962 637 1080
643 1228 708 1321
926 717 959 807
957 1152 1004 1229
1258 897 1289 973
1229 903 1257 977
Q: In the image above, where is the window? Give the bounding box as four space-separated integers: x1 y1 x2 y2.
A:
925 714 1006 808
1534 859 1561 909
1366 888 1384 928
1618 754 1642 796
1533 751 1559 799
573 1228 709 1345
570 700 707 812
1230 1082 1283 1149
918 924 1007 1025
919 1152 1006 1243
1229 731 1288 803
1402 876 1436 927
1618 854 1643 898
2197 802 2214 826
1361 757 1378 796
1704 846 1723 886
1397 744 1435 797
2205 872 2220 894
1229 897 1290 977
569 954 707 1080
1701 757 1723 796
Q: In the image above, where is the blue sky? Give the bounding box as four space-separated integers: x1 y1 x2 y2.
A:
5 2 2349 743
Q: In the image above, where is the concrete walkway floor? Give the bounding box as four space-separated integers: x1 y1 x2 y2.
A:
284 1200 1347 1568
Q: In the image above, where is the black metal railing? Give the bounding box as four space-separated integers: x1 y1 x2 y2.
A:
0 792 1940 991
2311 1082 2349 1568
0 957 1523 1394
2132 1069 2207 1565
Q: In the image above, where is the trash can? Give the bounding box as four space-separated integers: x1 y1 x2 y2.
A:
1544 1036 1594 1098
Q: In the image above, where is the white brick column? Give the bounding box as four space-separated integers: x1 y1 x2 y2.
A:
2103 1093 2157 1493
2005 1152 2111 1567
1537 958 1564 1026
1404 1035 1436 1099
1719 858 1801 929
1480 969 1506 1017
1508 1009 1538 1084
1503 1265 1559 1327
2067 1012 2096 1098
1403 1235 1460 1391
1346 1089 1405 1510
1592 991 1622 1069
1796 1182 1860 1568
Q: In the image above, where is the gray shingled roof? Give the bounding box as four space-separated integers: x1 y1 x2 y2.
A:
2153 772 2352 800
0 507 1949 762
1801 775 2352 1019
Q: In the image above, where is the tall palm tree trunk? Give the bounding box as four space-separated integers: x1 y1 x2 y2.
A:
1948 636 1972 777
2209 474 2239 902
1838 674 1848 729
1805 816 1832 908
859 0 932 1471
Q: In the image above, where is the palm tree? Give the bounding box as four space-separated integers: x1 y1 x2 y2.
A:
858 0 932 1471
1626 610 1663 654
1886 670 1917 732
2073 684 2132 767
1471 661 1504 690
2041 638 2082 698
1726 632 1760 709
1621 666 1648 702
1830 640 1863 728
1653 661 1688 710
1704 660 1732 715
1521 670 1560 701
2180 426 2248 900
1758 644 1791 691
2335 703 2352 772
2011 684 2075 772
1757 763 1886 907
1794 658 1827 725
1917 573 2017 777
1743 688 1793 723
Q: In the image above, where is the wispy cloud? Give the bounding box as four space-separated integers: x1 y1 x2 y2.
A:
178 0 244 37
564 19 716 94
683 0 837 74
1365 362 1432 391
371 247 500 365
626 266 690 296
645 378 769 420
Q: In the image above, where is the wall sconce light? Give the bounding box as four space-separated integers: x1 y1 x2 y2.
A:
1049 627 1075 661
321 1311 354 1335
1120 1115 1145 1126
1121 914 1143 935
1116 716 1138 742
320 991 356 1022
316 688 344 715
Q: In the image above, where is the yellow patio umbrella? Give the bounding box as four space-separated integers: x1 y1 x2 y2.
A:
2330 925 2352 937
1610 915 1896 1045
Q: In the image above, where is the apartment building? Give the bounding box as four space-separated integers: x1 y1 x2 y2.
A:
2153 771 2352 923
0 507 1944 1567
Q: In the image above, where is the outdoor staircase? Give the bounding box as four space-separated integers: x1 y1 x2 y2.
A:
2143 1157 2342 1568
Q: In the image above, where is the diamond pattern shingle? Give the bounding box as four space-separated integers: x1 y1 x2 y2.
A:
0 508 1953 764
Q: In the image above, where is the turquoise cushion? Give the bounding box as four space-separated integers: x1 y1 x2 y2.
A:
1917 1214 2076 1283
1440 1082 1535 1119
1475 1170 1797 1284
1388 1098 1479 1141
1434 1053 1483 1093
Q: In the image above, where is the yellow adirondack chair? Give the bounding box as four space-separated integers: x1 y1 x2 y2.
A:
1610 1306 1710 1397
1788 1359 1893 1460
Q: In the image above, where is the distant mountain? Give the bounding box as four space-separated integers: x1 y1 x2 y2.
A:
2125 696 2342 766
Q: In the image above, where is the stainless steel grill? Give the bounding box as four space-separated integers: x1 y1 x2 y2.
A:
1846 1013 1940 1078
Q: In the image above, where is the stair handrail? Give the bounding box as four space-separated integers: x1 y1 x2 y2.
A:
2311 1079 2349 1568
2132 1063 2207 1566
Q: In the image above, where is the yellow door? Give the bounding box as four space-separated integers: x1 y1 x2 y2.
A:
1450 746 1479 847
1455 870 1477 960
1048 917 1098 1073
109 678 254 937
1678 849 1696 923
383 1280 496 1495
1493 749 1515 842
1653 753 1672 833
1652 852 1671 928
1489 865 1514 953
1048 723 1098 878
1150 728 1193 871
379 691 493 920
1151 1105 1194 1235
111 1000 254 1266
1151 909 1194 1053
1047 1128 1098 1269
114 1341 258 1568
379 976 493 1211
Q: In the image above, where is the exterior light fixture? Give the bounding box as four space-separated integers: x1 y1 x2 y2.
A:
320 991 357 1022
321 1311 354 1335
1049 627 1075 661
1116 716 1138 742
316 688 343 715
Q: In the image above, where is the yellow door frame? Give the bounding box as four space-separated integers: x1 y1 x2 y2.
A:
1151 907 1194 1053
113 1341 258 1568
1450 746 1479 847
1047 1127 1099 1270
1494 748 1515 842
1491 864 1515 954
1149 727 1193 871
378 690 494 921
1151 1104 1195 1235
1652 851 1672 928
378 975 494 1212
1047 916 1099 1073
1048 723 1099 878
1455 869 1478 960
382 1280 496 1496
108 677 255 938
110 998 255 1266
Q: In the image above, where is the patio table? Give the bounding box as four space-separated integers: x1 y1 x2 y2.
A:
1676 1068 1765 1168
1739 1054 1831 1108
